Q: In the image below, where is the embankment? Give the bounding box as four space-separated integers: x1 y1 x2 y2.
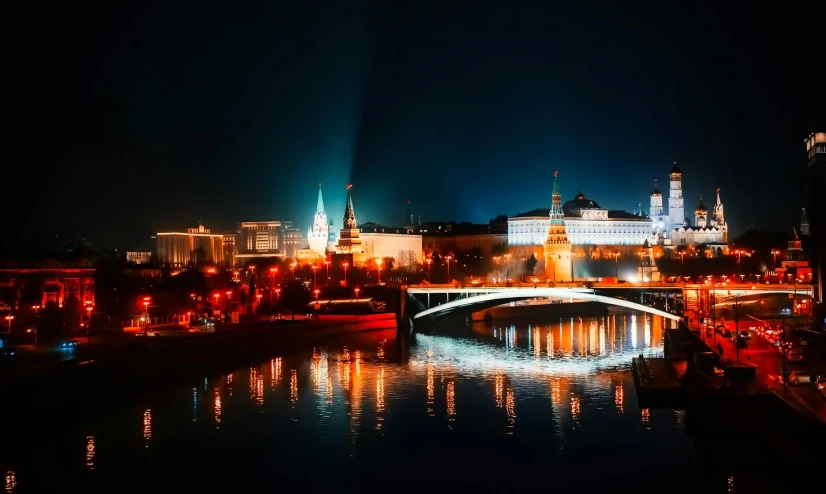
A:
1 314 398 415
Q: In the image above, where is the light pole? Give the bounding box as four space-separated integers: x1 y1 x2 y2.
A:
376 258 383 284
324 261 330 284
311 265 318 289
678 250 686 278
612 251 620 279
32 305 40 343
770 249 780 271
86 305 93 344
445 255 453 282
5 315 13 333
503 254 511 282
275 288 281 316
734 294 740 362
781 307 790 389
291 262 297 281
142 296 151 332
342 262 349 286
493 256 501 283
225 291 232 316
213 293 220 316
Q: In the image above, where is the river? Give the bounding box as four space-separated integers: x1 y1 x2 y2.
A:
0 311 789 492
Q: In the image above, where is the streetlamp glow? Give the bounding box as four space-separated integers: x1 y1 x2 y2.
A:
342 262 349 286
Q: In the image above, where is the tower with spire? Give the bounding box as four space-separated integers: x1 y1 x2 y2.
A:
307 183 329 256
649 180 663 217
668 162 684 230
800 207 810 236
543 171 573 282
336 184 363 254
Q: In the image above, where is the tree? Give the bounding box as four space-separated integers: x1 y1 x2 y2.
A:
281 281 309 320
525 254 538 275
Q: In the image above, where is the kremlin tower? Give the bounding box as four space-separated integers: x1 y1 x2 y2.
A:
543 171 572 282
307 183 329 256
335 184 363 254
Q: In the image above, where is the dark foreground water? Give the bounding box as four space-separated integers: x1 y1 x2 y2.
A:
0 312 794 492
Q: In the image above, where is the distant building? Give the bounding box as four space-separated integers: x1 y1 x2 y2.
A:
419 218 507 256
280 221 305 259
156 225 224 267
222 234 236 266
125 251 152 264
234 221 283 265
0 259 95 310
359 223 422 267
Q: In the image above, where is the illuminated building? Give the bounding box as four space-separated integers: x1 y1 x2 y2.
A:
125 251 152 264
156 225 224 267
222 234 236 266
359 223 422 267
543 171 572 281
234 221 284 265
509 191 652 247
307 184 329 256
805 132 825 315
279 221 305 258
335 184 364 255
0 261 95 309
666 163 685 231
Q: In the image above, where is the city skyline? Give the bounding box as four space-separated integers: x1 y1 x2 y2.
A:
6 1 824 248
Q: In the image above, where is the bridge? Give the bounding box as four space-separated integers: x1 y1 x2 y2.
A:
404 282 813 326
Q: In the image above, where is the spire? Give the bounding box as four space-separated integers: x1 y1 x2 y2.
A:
550 171 564 225
343 184 357 229
316 183 325 214
716 187 721 205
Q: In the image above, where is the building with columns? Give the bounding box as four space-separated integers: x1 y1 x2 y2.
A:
156 225 224 267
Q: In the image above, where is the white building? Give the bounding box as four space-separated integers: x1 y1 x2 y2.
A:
307 184 329 256
667 163 684 231
359 223 423 267
508 191 652 247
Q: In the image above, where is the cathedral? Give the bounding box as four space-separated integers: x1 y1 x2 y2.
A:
649 163 728 255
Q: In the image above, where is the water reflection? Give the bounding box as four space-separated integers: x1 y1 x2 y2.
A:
5 471 16 493
85 436 95 470
1 313 707 490
143 409 151 444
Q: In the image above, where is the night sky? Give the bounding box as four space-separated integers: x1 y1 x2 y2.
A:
6 0 825 249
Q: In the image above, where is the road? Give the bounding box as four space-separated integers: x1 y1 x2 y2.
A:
695 320 826 421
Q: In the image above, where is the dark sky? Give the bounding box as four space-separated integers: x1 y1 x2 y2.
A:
5 0 824 249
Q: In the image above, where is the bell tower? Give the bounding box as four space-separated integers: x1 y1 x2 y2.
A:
543 171 572 282
668 162 684 230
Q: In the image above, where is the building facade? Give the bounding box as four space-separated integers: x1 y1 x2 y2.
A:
359 223 423 267
0 261 95 310
280 221 305 259
125 251 152 264
156 225 224 267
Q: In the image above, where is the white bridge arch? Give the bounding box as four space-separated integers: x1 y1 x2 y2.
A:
410 287 681 322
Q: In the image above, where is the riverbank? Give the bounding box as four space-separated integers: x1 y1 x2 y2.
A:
1 313 399 415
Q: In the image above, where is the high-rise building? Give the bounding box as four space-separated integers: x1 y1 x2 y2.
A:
667 162 684 230
307 184 329 256
156 225 224 267
805 132 825 321
234 221 282 265
543 171 572 282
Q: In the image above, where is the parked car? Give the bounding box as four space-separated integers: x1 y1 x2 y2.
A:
786 350 804 362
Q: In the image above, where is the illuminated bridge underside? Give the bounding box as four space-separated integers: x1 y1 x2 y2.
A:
414 334 654 376
410 288 681 322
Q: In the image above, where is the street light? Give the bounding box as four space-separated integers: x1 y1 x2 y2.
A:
610 251 620 279
291 262 297 281
274 288 281 316
311 265 318 289
376 258 383 284
5 315 13 332
503 254 511 282
324 260 330 283
678 250 686 277
770 249 780 270
354 287 360 301
342 262 349 286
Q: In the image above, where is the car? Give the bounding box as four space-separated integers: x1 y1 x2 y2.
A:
721 329 732 338
786 350 804 362
786 371 815 386
60 340 79 348
738 330 750 340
